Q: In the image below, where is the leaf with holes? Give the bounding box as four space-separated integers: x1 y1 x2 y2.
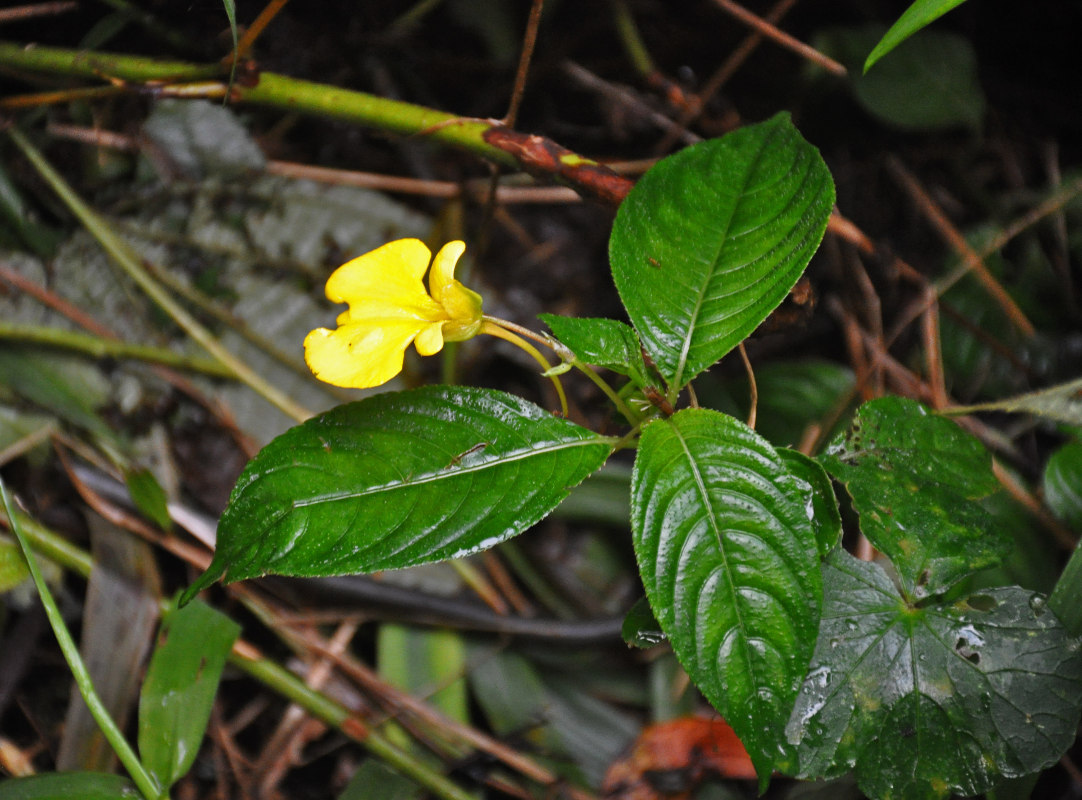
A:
819 397 1011 599
610 113 834 393
631 408 821 783
182 386 614 601
784 549 1082 800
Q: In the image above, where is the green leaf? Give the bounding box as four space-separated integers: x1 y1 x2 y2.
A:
338 760 421 800
123 468 172 531
864 0 969 72
469 648 639 786
738 360 855 447
538 314 649 385
785 550 1082 800
610 113 834 393
0 772 138 800
0 538 30 592
138 599 240 789
1044 440 1082 532
777 448 843 558
631 408 822 782
828 28 985 131
183 386 614 600
819 397 1011 599
621 595 666 648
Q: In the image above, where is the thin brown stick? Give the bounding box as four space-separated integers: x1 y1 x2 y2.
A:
992 460 1077 550
655 0 798 151
504 0 545 129
299 632 595 798
737 342 758 429
921 291 948 410
231 0 292 61
886 156 1035 337
563 60 701 145
709 0 845 76
0 1 77 24
253 620 357 796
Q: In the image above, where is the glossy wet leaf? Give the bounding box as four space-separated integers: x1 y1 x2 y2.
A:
0 772 138 799
819 397 1011 599
864 0 969 71
631 408 822 781
610 113 834 392
183 386 614 600
138 599 240 789
777 449 842 558
539 314 649 385
784 550 1082 800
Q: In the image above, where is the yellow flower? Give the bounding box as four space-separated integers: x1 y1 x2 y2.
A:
304 238 483 389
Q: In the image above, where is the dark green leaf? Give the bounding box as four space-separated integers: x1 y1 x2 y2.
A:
610 113 834 392
1045 440 1082 532
0 773 138 800
138 599 240 788
819 397 1011 599
739 361 855 447
621 595 666 648
864 0 969 71
823 28 984 131
469 648 639 786
338 760 421 800
538 314 649 385
183 386 614 600
785 550 1082 800
632 408 822 781
777 449 842 558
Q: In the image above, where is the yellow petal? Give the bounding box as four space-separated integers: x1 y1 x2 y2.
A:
428 240 482 339
414 322 446 356
428 240 466 296
303 319 424 389
326 239 444 322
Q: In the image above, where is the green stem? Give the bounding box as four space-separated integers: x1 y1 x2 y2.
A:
611 0 656 78
481 316 639 426
0 479 166 800
0 41 514 169
480 318 569 416
230 654 477 800
6 125 313 423
5 502 484 800
0 321 234 378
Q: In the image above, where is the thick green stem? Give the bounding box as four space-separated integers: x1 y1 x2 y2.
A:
0 41 513 167
0 41 633 206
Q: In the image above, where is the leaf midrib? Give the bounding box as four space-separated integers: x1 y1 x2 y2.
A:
671 125 779 392
290 435 616 508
